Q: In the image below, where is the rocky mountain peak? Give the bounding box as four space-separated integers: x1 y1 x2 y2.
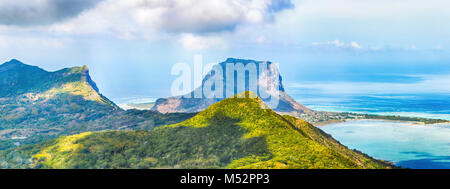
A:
152 58 315 121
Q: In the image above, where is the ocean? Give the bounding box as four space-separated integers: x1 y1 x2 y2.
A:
293 92 450 169
294 93 450 120
320 120 450 169
112 91 450 169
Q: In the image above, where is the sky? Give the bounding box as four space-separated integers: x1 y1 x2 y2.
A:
0 0 449 101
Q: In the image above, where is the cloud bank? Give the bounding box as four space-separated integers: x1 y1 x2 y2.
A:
1 0 293 33
311 40 363 51
132 0 293 33
7 0 292 50
0 0 103 26
0 0 448 52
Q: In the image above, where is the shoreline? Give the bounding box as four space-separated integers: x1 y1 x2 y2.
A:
315 118 450 127
312 110 450 127
314 119 347 126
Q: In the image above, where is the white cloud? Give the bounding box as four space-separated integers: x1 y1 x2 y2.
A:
311 40 363 51
350 42 362 49
256 0 450 51
48 1 142 38
179 34 228 50
308 40 431 53
0 0 295 51
1 0 448 52
48 0 293 34
40 0 293 49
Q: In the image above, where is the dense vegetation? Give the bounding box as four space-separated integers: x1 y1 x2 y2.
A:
0 60 194 150
0 60 430 169
0 102 195 151
310 111 449 125
0 60 444 152
360 114 448 124
0 92 393 169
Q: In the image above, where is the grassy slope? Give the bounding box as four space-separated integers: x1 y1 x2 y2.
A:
1 92 392 169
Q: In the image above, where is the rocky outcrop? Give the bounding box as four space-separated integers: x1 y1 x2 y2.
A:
152 58 321 121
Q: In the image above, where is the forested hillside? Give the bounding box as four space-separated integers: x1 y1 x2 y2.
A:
0 92 393 169
0 60 194 150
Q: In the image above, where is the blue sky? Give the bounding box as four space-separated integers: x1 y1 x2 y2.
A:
0 0 449 100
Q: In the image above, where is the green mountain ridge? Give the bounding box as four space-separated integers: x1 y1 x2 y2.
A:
0 59 115 106
1 92 393 169
0 60 195 150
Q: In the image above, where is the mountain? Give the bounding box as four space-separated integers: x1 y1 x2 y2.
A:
0 59 194 150
152 58 332 123
1 92 393 169
0 59 113 105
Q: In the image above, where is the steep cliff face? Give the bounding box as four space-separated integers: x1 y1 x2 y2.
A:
0 59 116 106
0 59 196 151
0 59 118 149
152 58 321 121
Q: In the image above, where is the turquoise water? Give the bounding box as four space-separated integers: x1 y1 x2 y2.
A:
112 92 450 168
293 93 450 120
293 92 450 168
320 120 450 169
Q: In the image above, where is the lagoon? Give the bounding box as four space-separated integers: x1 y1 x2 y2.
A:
320 120 450 169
